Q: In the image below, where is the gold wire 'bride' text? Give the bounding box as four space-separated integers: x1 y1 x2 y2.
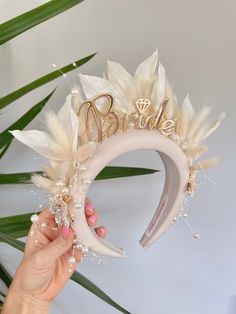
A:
78 93 175 142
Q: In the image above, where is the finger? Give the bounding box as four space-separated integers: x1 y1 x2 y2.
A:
87 211 98 226
38 207 55 222
24 208 59 256
85 198 94 216
30 208 58 241
36 226 74 265
95 226 107 238
74 248 83 262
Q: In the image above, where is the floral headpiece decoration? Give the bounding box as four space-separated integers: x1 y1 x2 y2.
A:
10 51 225 261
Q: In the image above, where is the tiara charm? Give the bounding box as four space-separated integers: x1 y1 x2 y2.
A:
135 98 151 114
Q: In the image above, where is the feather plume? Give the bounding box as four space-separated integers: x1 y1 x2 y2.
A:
42 165 56 180
177 95 194 138
186 145 208 159
191 158 218 171
164 79 175 119
152 62 165 112
31 173 54 190
191 112 225 146
45 111 71 153
135 50 158 79
77 142 97 162
187 107 211 140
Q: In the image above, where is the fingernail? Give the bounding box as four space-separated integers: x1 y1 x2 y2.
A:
62 226 70 238
88 214 96 224
85 201 93 215
98 227 106 236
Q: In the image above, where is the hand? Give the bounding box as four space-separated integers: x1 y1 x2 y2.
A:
2 198 106 314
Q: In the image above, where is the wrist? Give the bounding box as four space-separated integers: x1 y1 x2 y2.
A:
2 288 51 314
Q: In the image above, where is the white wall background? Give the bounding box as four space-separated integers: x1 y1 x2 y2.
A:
0 1 235 313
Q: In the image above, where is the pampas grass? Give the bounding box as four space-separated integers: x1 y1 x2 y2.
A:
191 158 218 171
45 111 71 153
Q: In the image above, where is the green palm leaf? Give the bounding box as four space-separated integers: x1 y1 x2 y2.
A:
0 212 32 239
0 263 12 288
0 142 11 159
0 90 55 159
0 53 96 110
71 271 130 314
0 166 159 185
0 232 130 313
0 0 84 46
0 291 6 298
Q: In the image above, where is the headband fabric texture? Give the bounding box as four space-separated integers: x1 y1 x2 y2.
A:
10 51 225 258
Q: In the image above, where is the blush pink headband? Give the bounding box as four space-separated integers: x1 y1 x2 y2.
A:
10 51 225 259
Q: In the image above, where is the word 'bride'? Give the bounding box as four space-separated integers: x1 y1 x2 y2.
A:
78 93 176 142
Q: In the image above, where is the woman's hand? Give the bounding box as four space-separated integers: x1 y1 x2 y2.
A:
2 198 106 314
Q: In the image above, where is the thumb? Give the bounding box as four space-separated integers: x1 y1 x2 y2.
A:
39 226 74 264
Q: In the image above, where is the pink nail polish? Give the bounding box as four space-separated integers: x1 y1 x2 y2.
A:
85 207 93 215
85 201 93 214
62 226 70 238
88 214 96 224
98 227 106 236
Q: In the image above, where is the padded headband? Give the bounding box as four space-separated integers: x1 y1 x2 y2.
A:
70 129 189 257
10 51 224 260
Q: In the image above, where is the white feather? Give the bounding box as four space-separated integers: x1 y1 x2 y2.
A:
163 80 176 119
177 95 194 138
191 158 218 171
187 107 211 140
9 130 63 160
135 50 158 79
186 145 208 159
107 60 131 90
151 62 165 112
191 112 225 146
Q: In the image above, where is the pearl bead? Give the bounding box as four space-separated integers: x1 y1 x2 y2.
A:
30 214 39 223
40 222 47 228
75 202 82 209
61 187 69 195
183 213 188 218
69 256 76 264
80 166 87 171
193 233 200 239
76 243 83 250
56 179 65 187
71 89 78 94
83 179 91 184
82 246 89 254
